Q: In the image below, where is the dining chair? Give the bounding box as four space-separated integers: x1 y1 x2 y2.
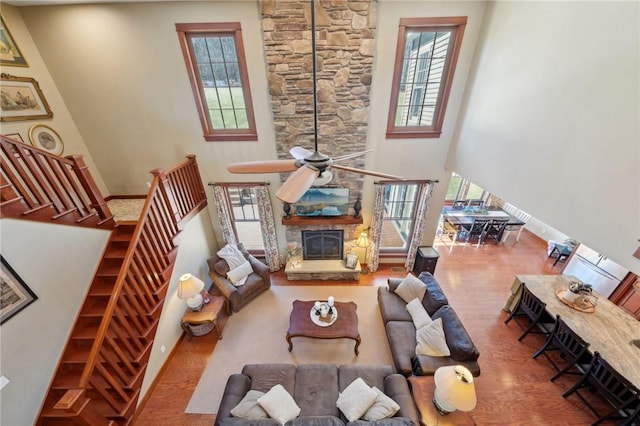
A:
563 351 640 425
468 199 485 207
437 215 459 245
452 200 468 209
504 283 555 341
462 217 490 246
480 218 509 245
501 203 531 244
532 315 592 382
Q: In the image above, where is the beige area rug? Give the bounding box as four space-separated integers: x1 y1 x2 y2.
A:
185 285 393 415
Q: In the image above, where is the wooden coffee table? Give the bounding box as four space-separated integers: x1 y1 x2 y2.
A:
286 300 361 355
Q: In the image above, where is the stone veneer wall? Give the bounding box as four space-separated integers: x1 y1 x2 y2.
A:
259 0 378 249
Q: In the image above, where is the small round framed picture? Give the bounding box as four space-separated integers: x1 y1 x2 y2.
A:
28 124 64 155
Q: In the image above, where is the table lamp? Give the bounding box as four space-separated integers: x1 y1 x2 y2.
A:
355 231 370 274
433 365 477 415
178 273 205 311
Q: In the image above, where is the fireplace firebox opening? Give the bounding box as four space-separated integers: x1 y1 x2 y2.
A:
302 230 344 260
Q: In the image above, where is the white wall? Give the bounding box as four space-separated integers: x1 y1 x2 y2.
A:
140 207 217 400
0 219 110 426
0 4 108 194
449 1 640 273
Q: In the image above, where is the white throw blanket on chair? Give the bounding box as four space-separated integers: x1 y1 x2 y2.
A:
217 244 251 286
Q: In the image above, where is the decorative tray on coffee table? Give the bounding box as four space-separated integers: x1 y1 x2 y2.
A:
309 307 338 327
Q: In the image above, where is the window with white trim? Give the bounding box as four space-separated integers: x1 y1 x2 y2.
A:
380 183 419 251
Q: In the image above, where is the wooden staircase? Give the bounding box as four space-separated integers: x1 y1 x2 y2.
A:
1 137 207 425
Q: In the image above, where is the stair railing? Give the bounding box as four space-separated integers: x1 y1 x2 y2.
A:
0 135 114 227
48 155 207 424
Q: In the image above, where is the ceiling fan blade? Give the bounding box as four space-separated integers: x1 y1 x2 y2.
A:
332 149 373 162
290 146 314 160
276 166 320 203
331 164 406 180
228 159 299 174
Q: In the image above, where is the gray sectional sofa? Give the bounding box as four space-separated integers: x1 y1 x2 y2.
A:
377 272 481 377
215 363 420 426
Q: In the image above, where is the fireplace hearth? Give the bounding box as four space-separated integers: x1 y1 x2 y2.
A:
302 230 344 260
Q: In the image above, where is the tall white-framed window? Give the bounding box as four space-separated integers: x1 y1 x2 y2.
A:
379 183 419 251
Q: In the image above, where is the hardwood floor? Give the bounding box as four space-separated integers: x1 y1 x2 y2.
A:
134 231 618 425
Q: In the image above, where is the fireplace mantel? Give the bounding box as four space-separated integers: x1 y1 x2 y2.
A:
282 216 363 226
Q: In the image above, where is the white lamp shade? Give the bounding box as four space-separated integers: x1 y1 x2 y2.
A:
355 232 369 248
177 273 205 299
434 365 477 412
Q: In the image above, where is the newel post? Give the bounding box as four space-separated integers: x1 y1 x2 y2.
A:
66 155 113 223
186 154 206 202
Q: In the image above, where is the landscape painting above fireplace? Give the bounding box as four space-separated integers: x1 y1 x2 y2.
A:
295 188 349 217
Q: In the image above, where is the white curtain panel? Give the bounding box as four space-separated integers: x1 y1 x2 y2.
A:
255 185 282 271
368 184 386 273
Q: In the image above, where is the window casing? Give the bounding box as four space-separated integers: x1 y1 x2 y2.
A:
386 17 466 139
176 23 257 141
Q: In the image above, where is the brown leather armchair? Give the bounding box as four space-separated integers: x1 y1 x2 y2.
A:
207 244 271 313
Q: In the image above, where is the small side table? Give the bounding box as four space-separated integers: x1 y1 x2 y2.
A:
408 376 475 426
181 296 229 340
549 243 573 266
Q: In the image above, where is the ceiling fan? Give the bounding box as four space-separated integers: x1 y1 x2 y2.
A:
228 0 405 204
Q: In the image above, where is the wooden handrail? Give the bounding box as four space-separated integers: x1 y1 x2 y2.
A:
51 155 206 422
0 136 115 228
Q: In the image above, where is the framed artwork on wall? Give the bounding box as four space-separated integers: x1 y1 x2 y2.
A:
28 124 64 155
0 14 28 67
1 255 38 325
0 74 53 122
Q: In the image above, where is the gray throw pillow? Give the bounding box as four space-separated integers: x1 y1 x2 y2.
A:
230 390 268 420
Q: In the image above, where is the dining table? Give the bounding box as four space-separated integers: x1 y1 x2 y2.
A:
442 205 525 227
442 205 525 243
506 274 640 390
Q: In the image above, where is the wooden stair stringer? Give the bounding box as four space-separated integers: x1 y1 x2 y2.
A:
36 220 179 426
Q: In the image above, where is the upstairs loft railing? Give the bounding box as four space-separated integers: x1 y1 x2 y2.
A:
0 135 115 228
39 155 207 425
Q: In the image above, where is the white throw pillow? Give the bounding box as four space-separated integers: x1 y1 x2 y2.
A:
406 297 433 329
336 377 377 421
416 318 451 357
362 386 400 421
230 390 268 420
394 274 427 304
257 384 300 425
227 260 253 286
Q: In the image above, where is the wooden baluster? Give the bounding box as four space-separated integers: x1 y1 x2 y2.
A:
66 155 114 223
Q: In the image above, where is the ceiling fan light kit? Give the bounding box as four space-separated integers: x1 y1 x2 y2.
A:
227 0 405 204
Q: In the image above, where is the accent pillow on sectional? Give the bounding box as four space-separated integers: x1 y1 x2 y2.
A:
394 274 427 304
336 377 378 422
415 318 451 357
230 390 268 420
362 386 400 421
405 297 432 330
257 384 301 425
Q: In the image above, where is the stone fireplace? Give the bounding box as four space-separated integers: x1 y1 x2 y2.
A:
260 0 377 207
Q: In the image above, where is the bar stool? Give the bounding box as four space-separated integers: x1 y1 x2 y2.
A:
563 352 640 425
